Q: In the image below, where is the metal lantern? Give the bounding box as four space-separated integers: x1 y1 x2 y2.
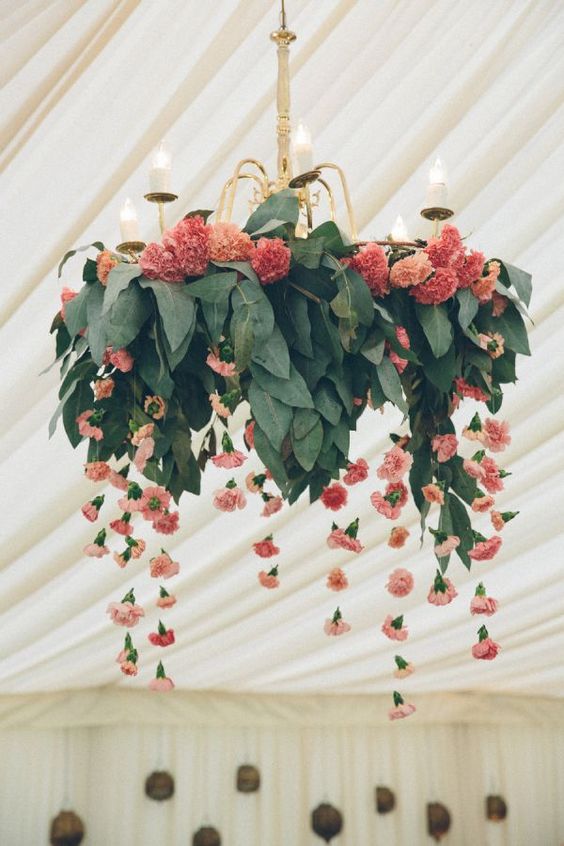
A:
375 785 396 814
192 826 221 846
486 794 508 821
237 764 260 793
311 803 343 842
145 770 175 801
427 802 451 841
49 811 85 846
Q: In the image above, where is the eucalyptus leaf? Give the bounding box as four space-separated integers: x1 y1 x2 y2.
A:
58 242 104 277
456 288 479 330
139 278 195 352
376 357 407 413
251 324 290 379
103 264 142 313
186 271 238 302
248 381 293 450
415 302 453 358
291 418 323 470
244 189 299 234
250 362 314 408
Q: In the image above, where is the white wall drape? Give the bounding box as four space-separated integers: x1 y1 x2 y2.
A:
1 690 564 845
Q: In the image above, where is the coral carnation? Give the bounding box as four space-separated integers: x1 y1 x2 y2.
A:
93 377 115 401
343 458 369 485
209 221 254 262
389 251 432 288
410 266 458 305
326 567 349 592
376 445 413 483
347 243 389 298
152 511 180 535
250 237 291 285
469 534 502 561
139 242 185 282
213 484 247 512
386 568 414 598
150 551 180 579
381 614 408 642
388 526 409 549
162 215 210 277
258 566 280 589
206 350 236 378
482 418 511 453
96 250 118 285
84 461 110 482
431 434 458 463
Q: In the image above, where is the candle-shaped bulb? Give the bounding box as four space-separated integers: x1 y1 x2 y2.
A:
293 121 314 174
424 155 449 208
119 197 140 242
391 215 409 242
149 140 172 192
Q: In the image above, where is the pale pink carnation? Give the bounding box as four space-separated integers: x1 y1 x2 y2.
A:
150 552 180 579
491 291 509 317
83 543 109 558
482 418 511 453
422 483 444 505
381 615 408 641
206 351 236 377
144 395 166 420
326 528 364 554
394 664 415 680
109 470 129 491
386 568 414 598
131 423 154 446
209 221 254 262
427 578 458 606
246 471 265 493
469 535 502 561
431 434 458 463
389 702 416 721
76 410 103 441
463 459 484 481
376 445 413 483
370 491 401 521
140 485 171 519
434 535 460 557
261 494 283 517
212 450 247 469
481 457 504 494
472 494 495 513
129 539 146 559
343 458 369 485
213 486 247 512
410 266 458 305
347 243 389 298
490 511 505 531
471 261 500 303
149 676 175 692
462 426 486 443
472 636 501 660
113 552 128 569
93 377 114 401
324 617 351 636
258 569 279 589
388 325 411 374
389 251 432 288
250 237 291 285
209 391 231 418
156 594 177 609
470 596 499 616
81 501 99 522
134 436 155 472
326 567 349 592
152 511 180 535
84 461 110 482
139 242 185 282
96 250 118 285
162 215 210 277
106 601 145 627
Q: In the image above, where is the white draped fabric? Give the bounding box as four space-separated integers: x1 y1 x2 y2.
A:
2 0 564 843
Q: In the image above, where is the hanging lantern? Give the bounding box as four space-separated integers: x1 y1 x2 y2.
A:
427 803 451 841
311 803 343 842
49 811 85 846
486 795 507 821
145 770 175 801
375 785 396 814
193 826 221 846
236 764 260 793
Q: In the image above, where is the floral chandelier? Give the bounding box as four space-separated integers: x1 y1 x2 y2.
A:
51 1 532 714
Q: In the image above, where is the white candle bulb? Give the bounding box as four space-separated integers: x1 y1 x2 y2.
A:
149 140 172 193
391 215 409 241
293 121 314 174
119 198 140 242
425 155 448 208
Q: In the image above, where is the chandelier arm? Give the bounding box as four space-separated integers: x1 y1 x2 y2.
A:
314 162 358 241
316 177 336 222
224 158 271 222
217 171 268 222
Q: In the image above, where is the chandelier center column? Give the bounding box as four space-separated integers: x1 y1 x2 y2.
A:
270 19 296 190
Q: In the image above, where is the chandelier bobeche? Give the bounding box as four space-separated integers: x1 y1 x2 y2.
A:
51 1 531 714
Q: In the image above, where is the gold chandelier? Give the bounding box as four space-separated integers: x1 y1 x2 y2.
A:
117 0 453 255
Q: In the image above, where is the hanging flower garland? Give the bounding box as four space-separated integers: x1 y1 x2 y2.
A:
50 190 531 702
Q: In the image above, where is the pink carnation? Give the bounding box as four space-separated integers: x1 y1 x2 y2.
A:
491 291 509 317
389 702 416 721
470 595 499 616
109 517 132 536
481 457 504 493
140 485 171 519
84 461 111 482
326 567 349 592
427 577 458 606
422 483 444 505
162 215 210 277
131 423 154 447
472 494 495 513
431 434 458 463
152 511 180 535
253 536 280 558
376 445 413 483
150 552 180 579
213 486 247 512
206 351 236 377
326 528 364 554
434 535 460 557
261 494 283 517
388 325 411 373
457 250 485 289
370 491 401 521
258 568 279 589
469 535 502 561
120 661 138 676
108 470 129 492
425 224 464 270
113 552 129 569
320 483 348 511
212 450 247 469
83 542 109 558
209 391 231 418
148 627 175 648
209 222 254 262
157 593 177 609
472 635 501 661
463 459 483 481
347 243 389 298
81 501 100 522
139 242 185 282
342 458 369 485
454 376 489 403
389 251 432 288
250 237 291 285
104 347 134 372
134 436 155 473
386 568 414 598
106 601 145 627
96 250 118 285
60 287 77 320
394 662 415 680
149 676 175 692
381 614 408 641
244 420 255 451
129 538 145 559
324 611 351 636
482 418 511 453
410 266 458 305
471 261 500 303
76 410 103 441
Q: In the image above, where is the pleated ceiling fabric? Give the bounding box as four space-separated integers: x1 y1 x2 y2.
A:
1 0 564 698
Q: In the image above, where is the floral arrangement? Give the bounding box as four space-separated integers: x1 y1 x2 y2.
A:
51 190 531 708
